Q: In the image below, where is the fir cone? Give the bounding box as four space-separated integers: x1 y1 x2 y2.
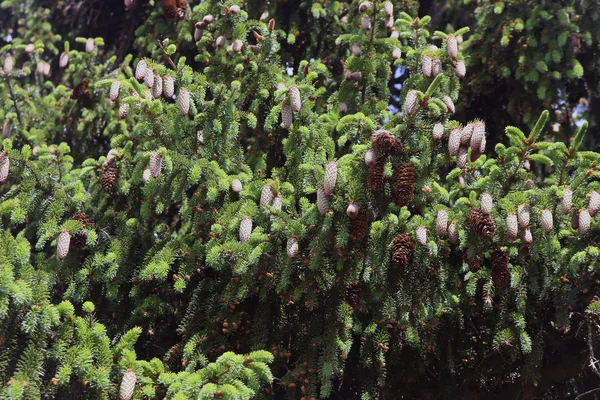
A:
371 130 402 155
385 15 394 29
589 190 600 217
391 162 415 208
100 164 118 192
506 213 518 239
144 69 154 88
517 204 529 228
436 209 448 237
345 282 364 311
456 146 468 169
541 209 553 233
416 226 427 246
358 1 370 12
260 185 274 211
231 179 242 193
216 35 227 48
447 35 458 59
178 88 190 116
281 103 293 129
162 0 178 19
0 152 9 183
57 230 71 260
323 161 337 195
232 39 243 53
135 59 147 80
149 153 162 178
350 212 369 240
433 123 443 140
448 128 461 156
443 96 455 114
561 188 572 215
152 74 163 98
118 103 129 119
289 86 301 112
367 157 386 192
3 121 11 138
119 369 136 400
422 55 432 78
272 196 282 211
522 226 533 245
491 249 509 289
480 193 493 215
59 52 69 68
287 236 299 258
347 203 359 219
239 217 252 243
432 58 442 76
470 122 485 153
469 209 496 239
164 75 174 99
85 38 94 53
455 60 466 78
361 14 371 31
391 234 412 273
142 169 151 183
339 103 348 113
579 209 591 235
448 221 459 244
351 44 362 57
405 90 418 116
384 1 393 16
317 186 329 215
110 80 121 101
461 124 473 145
365 148 377 166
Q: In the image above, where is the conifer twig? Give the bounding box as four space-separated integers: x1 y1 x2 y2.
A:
157 40 178 71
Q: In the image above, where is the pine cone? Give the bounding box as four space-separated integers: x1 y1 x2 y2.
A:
323 161 337 195
316 186 329 215
422 55 432 77
100 164 118 192
506 213 518 239
436 209 448 237
59 52 69 68
579 209 591 235
405 90 418 115
135 59 147 80
163 75 174 99
470 122 485 153
469 209 496 238
231 179 242 193
456 146 468 169
391 162 415 208
73 213 94 228
118 103 129 119
178 88 190 116
541 209 553 233
480 193 493 215
361 14 371 31
416 226 427 246
0 152 9 183
232 39 243 53
144 69 154 88
517 204 530 227
432 58 442 76
367 157 386 192
384 1 393 16
433 123 443 140
239 217 252 242
152 74 163 98
272 196 282 211
448 128 461 156
455 60 466 78
345 282 364 310
57 230 71 260
461 124 473 145
119 369 136 400
358 1 370 12
162 0 178 19
281 103 293 129
149 152 162 178
447 34 458 59
448 221 459 244
365 148 377 166
589 190 600 217
347 203 359 219
71 80 91 101
110 80 121 101
522 226 533 245
371 130 402 155
561 188 572 215
287 236 299 258
176 0 187 19
491 249 509 289
443 96 455 114
350 212 369 240
85 38 94 53
260 184 274 211
391 234 412 273
289 85 301 112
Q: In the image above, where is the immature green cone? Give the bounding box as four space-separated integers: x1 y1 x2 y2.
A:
178 88 190 116
323 161 337 195
391 162 415 207
239 217 252 243
100 164 118 192
491 249 509 288
119 369 136 400
367 157 385 192
391 234 413 273
0 152 9 183
163 75 174 99
109 80 121 101
57 230 71 260
289 85 301 112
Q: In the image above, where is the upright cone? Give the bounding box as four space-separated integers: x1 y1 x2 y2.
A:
57 230 71 260
119 369 136 400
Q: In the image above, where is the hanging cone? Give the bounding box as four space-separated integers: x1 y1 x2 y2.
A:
561 188 572 215
178 88 190 116
110 80 121 101
522 226 533 245
455 60 466 78
100 164 118 192
350 212 369 240
432 58 442 76
491 249 509 288
239 217 252 242
443 96 455 113
456 146 468 169
163 75 175 99
71 213 94 250
405 90 418 116
365 148 377 166
448 221 459 244
433 123 443 140
470 122 485 153
461 124 473 145
384 1 393 16
541 209 553 233
506 213 518 239
281 103 293 129
142 169 151 183
345 281 364 311
149 153 162 178
367 157 386 192
480 193 493 215
416 226 427 246
57 230 71 260
323 161 337 195
579 209 591 235
371 130 402 155
316 186 329 215
589 190 600 217
422 55 432 78
272 196 282 211
289 85 301 112
59 52 69 68
436 209 448 237
118 103 129 119
162 0 178 19
0 152 9 183
119 369 136 400
260 185 274 211
391 162 415 208
448 128 461 156
469 209 496 238
391 234 412 274
287 236 299 258
144 69 154 88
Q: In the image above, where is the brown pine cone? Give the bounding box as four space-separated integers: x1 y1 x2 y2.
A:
367 157 386 192
345 281 364 311
100 164 118 192
162 0 178 19
176 0 187 19
491 249 509 288
350 212 369 240
71 213 94 250
371 130 402 155
391 234 412 274
469 209 496 239
391 162 414 208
